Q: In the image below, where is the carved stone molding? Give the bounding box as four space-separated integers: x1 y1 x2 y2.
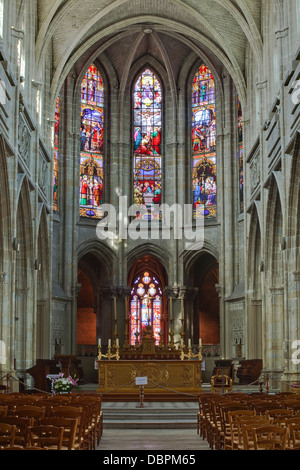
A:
269 287 284 296
292 272 300 282
18 118 31 163
97 286 115 300
249 152 261 193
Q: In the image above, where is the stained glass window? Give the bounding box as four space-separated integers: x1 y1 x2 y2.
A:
133 69 162 220
129 271 162 345
238 98 244 213
53 96 60 212
80 64 104 219
192 65 217 219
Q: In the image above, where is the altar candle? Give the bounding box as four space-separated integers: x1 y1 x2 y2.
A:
188 339 191 348
98 338 101 347
116 338 119 347
108 339 111 348
199 338 202 348
181 338 184 346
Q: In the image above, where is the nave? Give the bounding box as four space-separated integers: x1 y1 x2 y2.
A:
0 391 300 451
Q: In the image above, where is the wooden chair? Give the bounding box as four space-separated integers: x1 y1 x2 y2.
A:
266 409 293 420
197 394 215 438
0 406 8 417
254 403 283 416
39 417 78 450
73 396 103 449
211 374 233 394
225 410 256 450
286 423 300 449
0 423 16 448
28 425 64 450
0 416 34 448
78 394 103 445
252 425 288 450
237 417 271 450
14 405 46 421
51 406 88 450
218 403 249 450
285 402 300 414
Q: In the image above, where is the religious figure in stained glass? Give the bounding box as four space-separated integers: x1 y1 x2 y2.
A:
53 96 60 212
192 65 217 219
130 271 163 345
79 64 104 219
133 69 162 220
238 98 244 213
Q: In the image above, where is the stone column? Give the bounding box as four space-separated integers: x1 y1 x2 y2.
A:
264 286 285 389
164 286 178 348
248 299 263 360
97 286 114 350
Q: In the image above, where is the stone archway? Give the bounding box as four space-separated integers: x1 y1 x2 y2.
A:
185 251 220 381
127 254 168 346
76 247 115 383
15 178 34 381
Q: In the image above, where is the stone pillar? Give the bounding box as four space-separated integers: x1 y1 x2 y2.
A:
248 299 263 360
164 286 178 348
97 286 114 349
264 286 285 389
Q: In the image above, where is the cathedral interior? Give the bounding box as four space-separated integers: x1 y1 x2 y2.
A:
0 0 299 396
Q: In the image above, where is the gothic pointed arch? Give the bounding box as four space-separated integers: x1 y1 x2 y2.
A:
128 255 168 346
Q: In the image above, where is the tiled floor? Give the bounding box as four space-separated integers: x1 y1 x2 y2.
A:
96 428 210 451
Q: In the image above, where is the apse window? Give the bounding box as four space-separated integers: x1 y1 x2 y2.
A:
130 271 163 345
133 69 162 220
80 64 104 219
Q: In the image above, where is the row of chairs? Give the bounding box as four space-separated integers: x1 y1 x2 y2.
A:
0 392 103 450
198 391 300 450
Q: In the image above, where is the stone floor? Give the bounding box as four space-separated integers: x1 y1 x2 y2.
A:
96 428 210 451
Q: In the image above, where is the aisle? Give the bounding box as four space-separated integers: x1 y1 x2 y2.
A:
96 428 210 451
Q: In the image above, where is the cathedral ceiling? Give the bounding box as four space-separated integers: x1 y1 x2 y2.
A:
36 0 263 104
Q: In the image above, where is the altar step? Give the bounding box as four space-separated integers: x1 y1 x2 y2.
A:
101 402 199 429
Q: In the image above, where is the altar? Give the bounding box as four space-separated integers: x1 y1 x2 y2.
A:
96 325 202 401
97 359 202 401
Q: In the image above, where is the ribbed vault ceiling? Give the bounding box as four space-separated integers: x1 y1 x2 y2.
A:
36 0 263 104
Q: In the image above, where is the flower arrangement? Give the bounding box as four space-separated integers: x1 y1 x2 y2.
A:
50 373 79 393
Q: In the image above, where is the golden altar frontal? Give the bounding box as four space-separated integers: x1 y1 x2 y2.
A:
97 326 202 401
97 359 202 400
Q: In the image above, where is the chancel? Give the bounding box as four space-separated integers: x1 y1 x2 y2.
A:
0 0 299 451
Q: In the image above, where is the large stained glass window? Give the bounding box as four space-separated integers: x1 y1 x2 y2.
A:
133 69 162 220
192 65 217 219
53 96 60 212
130 271 163 345
238 98 244 213
80 64 104 219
